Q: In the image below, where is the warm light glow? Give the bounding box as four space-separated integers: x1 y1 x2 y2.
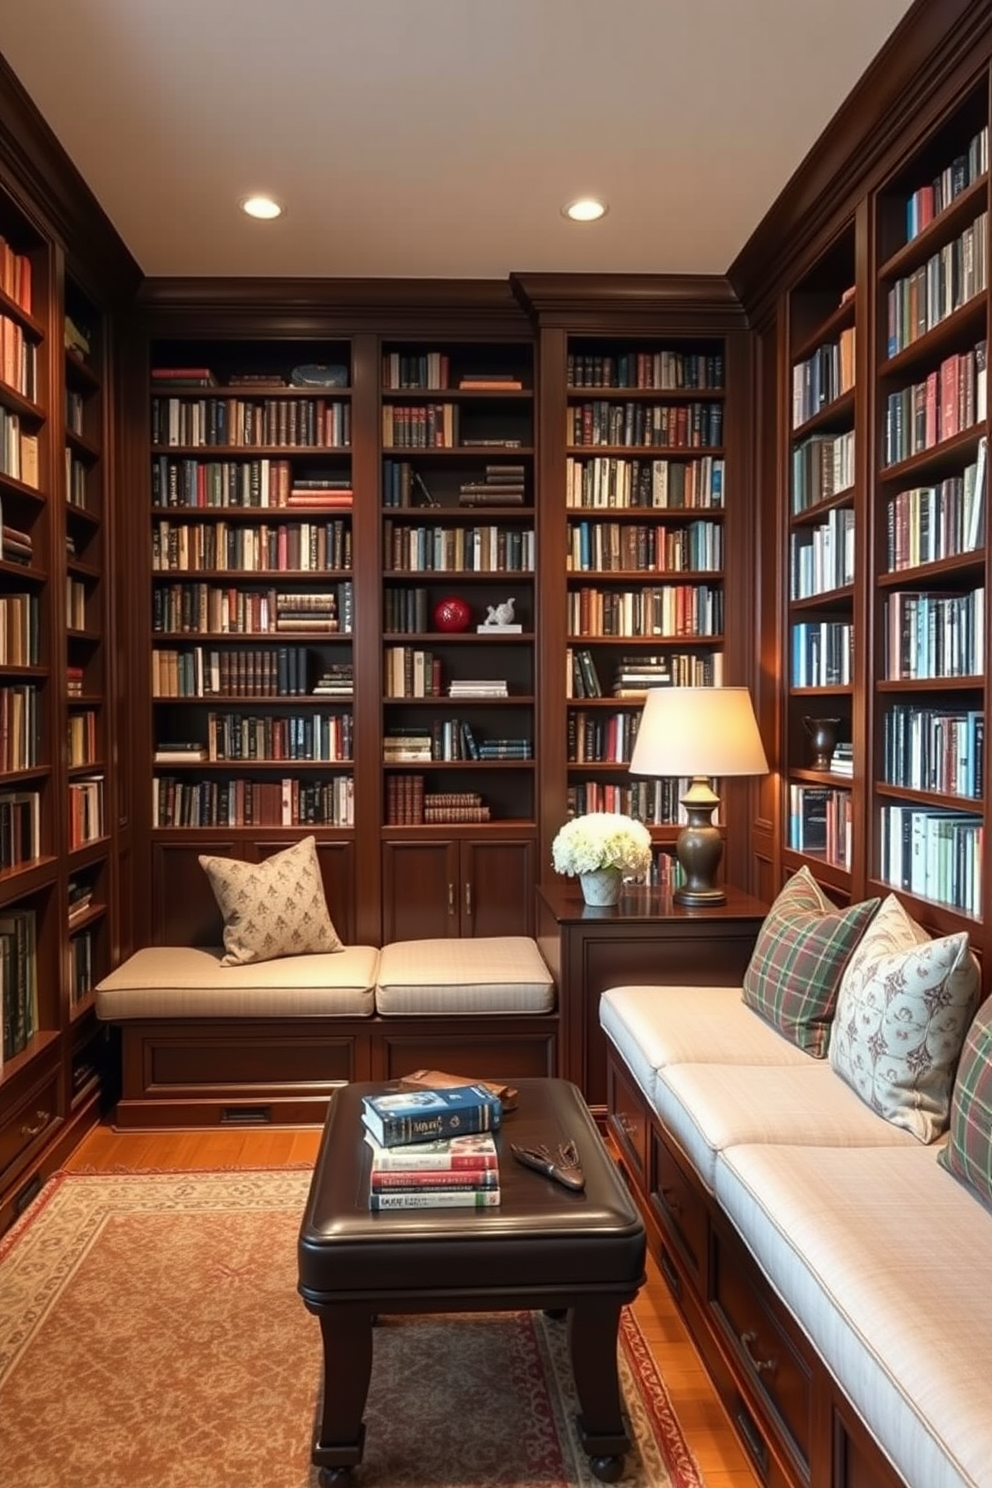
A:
628 687 768 779
563 197 607 223
240 195 284 220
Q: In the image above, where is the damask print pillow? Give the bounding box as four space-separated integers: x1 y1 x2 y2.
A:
199 836 342 965
829 894 980 1141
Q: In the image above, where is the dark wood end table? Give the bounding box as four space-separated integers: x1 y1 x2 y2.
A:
297 1077 646 1483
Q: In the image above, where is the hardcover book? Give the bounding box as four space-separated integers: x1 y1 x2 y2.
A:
368 1188 501 1210
361 1084 502 1147
364 1130 499 1172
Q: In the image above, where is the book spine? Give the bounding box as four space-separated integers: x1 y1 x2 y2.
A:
368 1189 501 1210
369 1150 498 1172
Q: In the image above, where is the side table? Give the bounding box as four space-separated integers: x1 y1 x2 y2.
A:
535 882 768 1115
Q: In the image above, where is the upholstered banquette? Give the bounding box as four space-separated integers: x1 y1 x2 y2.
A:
602 867 992 1488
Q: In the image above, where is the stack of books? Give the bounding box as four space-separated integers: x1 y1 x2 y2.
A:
361 1083 502 1210
448 678 508 698
458 464 527 506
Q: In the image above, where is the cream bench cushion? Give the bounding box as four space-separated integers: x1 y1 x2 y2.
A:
375 935 555 1016
716 1142 992 1488
95 944 379 1020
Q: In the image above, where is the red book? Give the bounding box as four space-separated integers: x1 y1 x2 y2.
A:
369 1168 499 1191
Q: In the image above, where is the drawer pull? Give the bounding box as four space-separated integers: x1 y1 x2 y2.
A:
741 1329 777 1376
660 1185 681 1214
734 1402 769 1474
618 1112 636 1139
21 1109 50 1138
447 882 455 915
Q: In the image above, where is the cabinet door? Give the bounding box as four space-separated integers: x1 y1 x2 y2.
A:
462 838 535 936
382 839 461 941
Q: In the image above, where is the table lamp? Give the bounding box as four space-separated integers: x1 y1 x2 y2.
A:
628 686 768 907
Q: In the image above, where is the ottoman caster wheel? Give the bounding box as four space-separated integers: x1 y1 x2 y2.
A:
318 1470 354 1486
589 1454 624 1483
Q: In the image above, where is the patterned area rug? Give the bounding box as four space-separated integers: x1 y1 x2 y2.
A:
0 1170 704 1488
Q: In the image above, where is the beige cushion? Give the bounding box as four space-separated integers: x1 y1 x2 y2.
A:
829 894 981 1142
375 936 555 1015
199 835 341 965
95 944 377 1018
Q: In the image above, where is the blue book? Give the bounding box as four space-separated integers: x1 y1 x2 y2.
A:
361 1084 502 1148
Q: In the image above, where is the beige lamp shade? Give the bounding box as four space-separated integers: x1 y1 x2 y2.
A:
628 686 768 906
628 686 768 779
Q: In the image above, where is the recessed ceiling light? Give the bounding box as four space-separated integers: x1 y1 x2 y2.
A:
240 195 284 221
563 198 608 223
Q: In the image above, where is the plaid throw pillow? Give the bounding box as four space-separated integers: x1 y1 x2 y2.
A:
939 999 992 1213
743 867 879 1056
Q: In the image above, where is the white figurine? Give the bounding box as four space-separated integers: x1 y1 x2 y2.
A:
482 598 516 628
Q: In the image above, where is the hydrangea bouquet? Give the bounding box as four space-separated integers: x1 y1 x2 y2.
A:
551 812 652 878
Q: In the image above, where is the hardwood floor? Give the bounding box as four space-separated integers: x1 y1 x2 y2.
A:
67 1121 759 1488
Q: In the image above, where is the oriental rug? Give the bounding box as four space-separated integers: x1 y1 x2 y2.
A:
0 1170 704 1488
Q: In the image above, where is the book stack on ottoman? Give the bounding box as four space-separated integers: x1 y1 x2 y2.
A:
361 1083 502 1210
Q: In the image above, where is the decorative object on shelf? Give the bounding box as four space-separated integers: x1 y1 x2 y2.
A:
432 596 472 633
803 715 842 771
629 687 768 908
289 363 348 387
478 597 521 632
551 812 652 907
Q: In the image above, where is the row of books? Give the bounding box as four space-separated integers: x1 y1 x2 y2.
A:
381 353 525 392
566 349 724 390
0 316 37 404
884 439 987 570
566 584 724 639
567 400 723 450
567 710 642 764
362 1082 503 1210
788 784 852 869
381 404 461 449
0 407 39 488
153 775 355 828
883 587 984 680
791 327 856 429
886 209 988 358
151 518 352 574
152 646 351 699
881 704 983 798
565 778 709 825
0 684 40 772
791 430 855 513
567 518 723 574
883 338 987 467
565 454 725 511
566 646 723 698
789 507 856 600
152 456 353 509
791 620 854 688
151 582 353 636
383 520 535 574
197 711 355 763
67 776 104 850
879 804 982 917
384 777 493 825
0 906 37 1067
0 788 40 870
151 397 351 449
905 124 988 241
67 708 97 768
0 235 32 315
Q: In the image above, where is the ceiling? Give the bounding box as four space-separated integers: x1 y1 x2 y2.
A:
0 0 917 282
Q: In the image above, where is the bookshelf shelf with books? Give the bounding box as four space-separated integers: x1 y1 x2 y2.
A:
379 340 537 937
869 95 989 925
783 226 860 883
148 340 357 841
558 333 730 879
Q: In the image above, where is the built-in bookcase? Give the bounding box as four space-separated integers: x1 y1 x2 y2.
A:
148 340 356 834
379 340 538 939
782 228 860 892
561 334 728 886
870 87 990 921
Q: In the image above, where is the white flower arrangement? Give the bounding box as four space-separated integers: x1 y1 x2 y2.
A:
551 812 652 878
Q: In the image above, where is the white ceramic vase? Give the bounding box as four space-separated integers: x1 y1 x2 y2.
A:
579 867 623 907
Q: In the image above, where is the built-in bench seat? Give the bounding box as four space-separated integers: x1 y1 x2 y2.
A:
95 936 558 1129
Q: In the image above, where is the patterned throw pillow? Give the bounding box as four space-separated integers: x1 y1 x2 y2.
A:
742 866 879 1056
939 998 992 1213
199 836 342 965
829 895 980 1141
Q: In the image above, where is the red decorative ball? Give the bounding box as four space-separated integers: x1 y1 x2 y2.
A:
433 596 472 632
